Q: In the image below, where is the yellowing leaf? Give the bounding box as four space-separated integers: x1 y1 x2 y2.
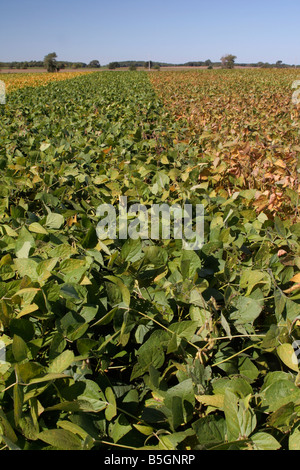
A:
195 394 224 410
28 222 48 235
290 273 300 283
40 142 51 152
276 344 299 372
133 424 154 436
284 283 300 294
80 276 92 285
274 159 286 169
17 303 39 319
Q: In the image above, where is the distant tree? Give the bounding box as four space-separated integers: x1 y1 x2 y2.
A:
204 59 212 67
221 54 237 69
88 60 100 68
129 64 137 71
108 62 120 70
44 52 58 72
186 61 204 67
153 64 160 71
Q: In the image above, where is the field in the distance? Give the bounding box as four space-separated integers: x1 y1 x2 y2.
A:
150 69 300 218
0 69 300 451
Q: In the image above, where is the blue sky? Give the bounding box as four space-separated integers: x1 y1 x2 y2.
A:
1 0 300 65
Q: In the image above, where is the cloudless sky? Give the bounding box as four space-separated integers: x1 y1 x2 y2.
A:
1 0 300 65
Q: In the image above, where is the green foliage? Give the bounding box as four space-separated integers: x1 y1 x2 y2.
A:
221 54 237 69
88 60 101 68
108 62 120 70
0 71 300 450
43 52 58 73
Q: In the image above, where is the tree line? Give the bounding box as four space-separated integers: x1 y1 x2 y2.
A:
0 54 101 71
107 56 299 70
1 53 298 72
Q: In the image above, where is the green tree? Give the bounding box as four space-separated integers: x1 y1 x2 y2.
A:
72 62 83 69
221 54 237 69
108 62 120 70
88 60 101 68
129 64 137 71
44 52 58 72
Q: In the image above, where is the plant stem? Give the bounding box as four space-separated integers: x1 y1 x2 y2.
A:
212 342 262 368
